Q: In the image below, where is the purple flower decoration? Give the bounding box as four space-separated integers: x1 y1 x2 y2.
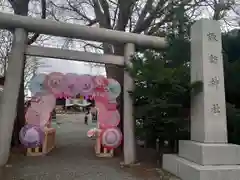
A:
19 124 44 148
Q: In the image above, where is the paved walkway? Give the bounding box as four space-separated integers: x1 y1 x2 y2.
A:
1 114 170 180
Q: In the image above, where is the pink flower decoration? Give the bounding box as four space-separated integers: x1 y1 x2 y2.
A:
95 95 108 105
44 72 64 97
25 107 41 126
19 124 44 148
95 96 108 125
31 92 56 112
100 127 122 149
87 128 98 138
99 110 120 128
93 75 108 92
95 95 120 128
107 102 117 111
76 75 95 96
25 107 50 127
61 73 78 97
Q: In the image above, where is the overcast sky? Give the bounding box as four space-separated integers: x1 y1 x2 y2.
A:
37 58 106 76
33 36 106 76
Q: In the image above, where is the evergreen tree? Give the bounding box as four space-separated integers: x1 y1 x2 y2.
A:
127 9 240 153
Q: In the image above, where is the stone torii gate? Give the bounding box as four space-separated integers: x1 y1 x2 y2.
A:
0 12 166 167
0 12 240 180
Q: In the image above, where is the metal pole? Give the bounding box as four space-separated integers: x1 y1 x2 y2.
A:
0 28 27 166
123 43 136 165
0 13 167 49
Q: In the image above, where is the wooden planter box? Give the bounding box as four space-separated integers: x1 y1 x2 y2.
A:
94 133 114 158
27 127 56 156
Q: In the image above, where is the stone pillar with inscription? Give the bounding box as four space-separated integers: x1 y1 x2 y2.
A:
162 19 240 180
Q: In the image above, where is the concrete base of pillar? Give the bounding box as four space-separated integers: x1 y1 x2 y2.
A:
178 140 240 165
163 141 240 180
163 154 240 180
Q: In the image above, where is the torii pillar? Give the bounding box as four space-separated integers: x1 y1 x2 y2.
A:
0 28 27 166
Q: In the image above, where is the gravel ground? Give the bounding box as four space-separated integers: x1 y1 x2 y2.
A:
1 114 179 180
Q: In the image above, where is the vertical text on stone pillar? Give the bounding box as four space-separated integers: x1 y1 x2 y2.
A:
206 31 221 116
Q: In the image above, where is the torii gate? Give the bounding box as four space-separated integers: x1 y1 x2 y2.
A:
0 12 167 167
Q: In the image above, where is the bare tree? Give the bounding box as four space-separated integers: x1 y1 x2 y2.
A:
196 0 237 29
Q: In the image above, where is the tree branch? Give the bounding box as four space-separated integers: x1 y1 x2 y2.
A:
146 0 197 35
112 2 119 28
83 43 103 52
49 0 99 26
115 0 136 31
66 0 94 22
133 0 167 33
99 0 111 27
134 0 154 32
92 0 112 29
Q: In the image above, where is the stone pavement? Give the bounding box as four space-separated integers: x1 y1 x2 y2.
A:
1 114 174 180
